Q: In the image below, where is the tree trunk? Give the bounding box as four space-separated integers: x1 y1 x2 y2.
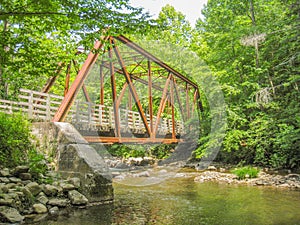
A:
249 0 260 67
0 20 9 98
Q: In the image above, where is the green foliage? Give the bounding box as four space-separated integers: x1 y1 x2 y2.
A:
0 112 32 167
192 0 300 170
0 0 152 99
150 144 175 159
108 144 146 159
232 166 260 180
0 112 49 181
107 144 175 159
28 149 48 181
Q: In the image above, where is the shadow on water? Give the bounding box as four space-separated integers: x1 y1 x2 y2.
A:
33 174 300 225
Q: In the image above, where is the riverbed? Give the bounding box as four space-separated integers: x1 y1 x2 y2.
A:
36 170 300 225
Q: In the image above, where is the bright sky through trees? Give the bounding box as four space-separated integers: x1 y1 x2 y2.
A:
130 0 208 26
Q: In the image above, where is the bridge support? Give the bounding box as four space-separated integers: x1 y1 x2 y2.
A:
32 122 113 203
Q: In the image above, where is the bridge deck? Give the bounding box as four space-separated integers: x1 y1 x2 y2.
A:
0 89 184 143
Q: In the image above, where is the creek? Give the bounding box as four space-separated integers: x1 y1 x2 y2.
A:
36 170 300 225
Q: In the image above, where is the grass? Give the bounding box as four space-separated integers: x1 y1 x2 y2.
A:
232 166 260 180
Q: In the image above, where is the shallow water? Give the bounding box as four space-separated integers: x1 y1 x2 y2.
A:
37 172 300 225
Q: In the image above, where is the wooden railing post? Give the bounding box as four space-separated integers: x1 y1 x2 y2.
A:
75 100 80 123
46 94 51 121
88 102 92 124
99 105 103 125
28 91 33 119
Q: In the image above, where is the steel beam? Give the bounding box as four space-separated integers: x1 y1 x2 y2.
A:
111 37 151 136
114 35 198 89
170 77 176 139
52 36 108 122
109 38 121 137
153 73 172 136
83 136 182 144
148 60 154 138
100 62 104 105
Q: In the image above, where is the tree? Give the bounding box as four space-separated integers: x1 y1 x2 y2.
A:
0 0 151 98
193 0 300 169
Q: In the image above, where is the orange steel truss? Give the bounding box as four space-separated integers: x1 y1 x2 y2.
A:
49 35 202 144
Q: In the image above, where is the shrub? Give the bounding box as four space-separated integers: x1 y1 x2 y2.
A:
232 166 260 180
0 112 33 167
0 112 49 181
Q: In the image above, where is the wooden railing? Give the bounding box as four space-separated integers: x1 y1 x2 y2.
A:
0 89 63 121
0 89 184 135
71 100 184 134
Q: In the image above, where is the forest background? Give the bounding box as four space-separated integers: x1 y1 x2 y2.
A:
0 0 299 170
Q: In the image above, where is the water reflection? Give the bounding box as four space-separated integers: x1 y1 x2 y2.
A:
32 175 300 225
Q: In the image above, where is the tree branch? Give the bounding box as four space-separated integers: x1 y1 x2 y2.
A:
0 11 67 17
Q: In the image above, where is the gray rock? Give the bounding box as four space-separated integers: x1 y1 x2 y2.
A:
0 184 9 193
68 177 81 188
278 183 290 188
219 168 226 172
208 166 217 171
0 198 14 207
33 203 48 214
255 180 264 186
22 180 32 186
13 166 29 176
286 174 300 180
68 190 88 205
9 177 22 183
26 182 42 196
37 194 49 205
0 177 10 183
19 173 32 181
114 175 125 180
60 183 76 192
49 206 59 216
48 198 68 207
133 171 150 177
6 183 17 189
22 187 34 203
43 184 59 196
0 168 11 177
0 206 24 223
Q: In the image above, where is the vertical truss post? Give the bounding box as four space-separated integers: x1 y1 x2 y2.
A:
52 37 108 122
173 79 185 122
100 62 104 105
153 73 172 137
128 89 132 110
64 62 71 96
109 38 121 137
116 82 128 108
148 60 154 138
191 89 198 118
111 38 151 136
170 77 176 139
186 83 190 120
81 84 91 102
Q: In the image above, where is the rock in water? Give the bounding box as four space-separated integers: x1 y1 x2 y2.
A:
207 166 217 171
